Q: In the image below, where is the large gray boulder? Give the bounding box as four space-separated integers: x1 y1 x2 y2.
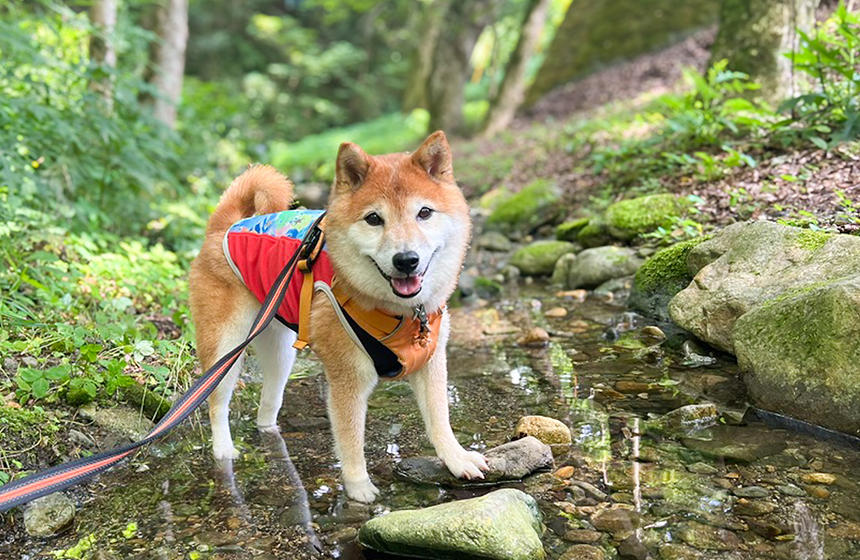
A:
734 274 860 435
359 488 545 560
552 246 643 289
669 222 860 353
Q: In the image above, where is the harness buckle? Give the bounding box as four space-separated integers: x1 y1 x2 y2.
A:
413 304 431 347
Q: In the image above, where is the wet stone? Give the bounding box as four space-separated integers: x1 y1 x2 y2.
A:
79 404 154 441
591 508 640 539
518 327 551 347
394 436 553 487
655 403 718 435
617 534 649 560
559 544 605 560
734 498 777 517
569 480 608 501
676 521 741 551
686 462 718 475
777 484 806 497
358 489 545 560
747 517 791 540
24 492 76 537
803 484 831 499
658 543 702 560
733 485 770 498
515 415 573 446
562 529 603 543
801 472 836 485
476 231 513 252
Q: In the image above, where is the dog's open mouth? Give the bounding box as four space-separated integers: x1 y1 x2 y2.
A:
370 258 427 298
389 275 423 298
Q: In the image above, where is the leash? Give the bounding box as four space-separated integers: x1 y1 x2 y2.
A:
0 213 327 513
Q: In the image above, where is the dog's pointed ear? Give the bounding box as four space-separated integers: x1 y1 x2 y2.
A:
411 130 454 182
335 142 371 191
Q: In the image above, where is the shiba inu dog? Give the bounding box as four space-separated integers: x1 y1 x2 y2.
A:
189 131 488 502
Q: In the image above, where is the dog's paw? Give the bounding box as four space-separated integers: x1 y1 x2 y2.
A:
212 441 240 461
343 477 380 503
442 449 490 480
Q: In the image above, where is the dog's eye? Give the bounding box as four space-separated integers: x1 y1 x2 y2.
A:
364 212 384 226
417 207 434 220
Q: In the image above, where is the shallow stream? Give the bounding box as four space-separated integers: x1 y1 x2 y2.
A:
4 285 860 559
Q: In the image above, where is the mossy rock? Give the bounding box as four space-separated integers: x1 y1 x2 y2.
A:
576 219 613 248
556 218 590 241
359 489 545 560
510 240 578 276
552 245 643 289
628 236 711 321
486 179 561 235
734 274 860 435
669 222 860 352
605 193 686 240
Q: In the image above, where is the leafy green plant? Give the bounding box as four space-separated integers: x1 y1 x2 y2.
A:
778 2 860 147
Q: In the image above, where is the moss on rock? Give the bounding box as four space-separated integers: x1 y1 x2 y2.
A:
605 193 686 240
577 219 613 248
734 274 860 435
628 236 710 321
796 229 832 252
511 240 578 276
486 179 561 235
556 218 591 241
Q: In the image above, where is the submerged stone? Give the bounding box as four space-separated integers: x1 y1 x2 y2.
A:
681 425 785 463
394 436 553 487
358 488 545 560
653 403 718 435
24 492 75 537
675 521 741 551
590 508 640 538
511 240 579 276
559 544 605 560
552 246 643 289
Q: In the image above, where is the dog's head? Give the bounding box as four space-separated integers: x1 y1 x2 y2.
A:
324 131 470 315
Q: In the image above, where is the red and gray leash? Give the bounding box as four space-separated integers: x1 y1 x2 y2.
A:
0 213 326 513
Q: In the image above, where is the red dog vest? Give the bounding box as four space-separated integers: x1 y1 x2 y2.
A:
223 210 441 379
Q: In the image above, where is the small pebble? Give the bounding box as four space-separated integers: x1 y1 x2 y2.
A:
517 327 550 347
803 485 830 499
545 307 568 318
640 325 666 341
555 466 575 479
777 484 806 497
556 289 587 301
801 472 836 485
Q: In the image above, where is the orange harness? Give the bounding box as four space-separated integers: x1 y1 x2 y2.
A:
278 216 442 380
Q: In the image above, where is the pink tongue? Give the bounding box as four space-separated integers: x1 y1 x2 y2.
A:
392 276 422 296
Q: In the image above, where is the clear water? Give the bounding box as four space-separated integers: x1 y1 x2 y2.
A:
3 286 859 559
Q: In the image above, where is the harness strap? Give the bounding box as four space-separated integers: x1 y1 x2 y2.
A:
292 217 326 350
0 213 327 513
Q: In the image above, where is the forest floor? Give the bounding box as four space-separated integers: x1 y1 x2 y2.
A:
455 28 859 235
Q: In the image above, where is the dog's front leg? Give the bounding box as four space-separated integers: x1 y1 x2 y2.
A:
326 362 380 503
409 316 489 480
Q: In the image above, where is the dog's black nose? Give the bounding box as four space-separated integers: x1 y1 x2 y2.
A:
392 251 420 274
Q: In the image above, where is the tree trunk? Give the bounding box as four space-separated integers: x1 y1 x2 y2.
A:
426 0 495 133
144 0 188 128
482 0 552 136
402 1 451 111
88 0 117 105
710 0 820 102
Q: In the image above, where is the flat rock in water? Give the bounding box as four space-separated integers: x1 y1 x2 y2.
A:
653 403 718 435
359 488 545 560
24 492 75 537
682 425 785 463
394 436 553 487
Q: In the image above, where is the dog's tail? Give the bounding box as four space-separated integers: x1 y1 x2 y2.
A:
207 164 294 234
